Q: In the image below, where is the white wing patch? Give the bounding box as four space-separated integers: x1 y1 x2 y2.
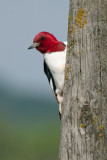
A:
44 41 67 116
50 78 57 99
44 47 66 92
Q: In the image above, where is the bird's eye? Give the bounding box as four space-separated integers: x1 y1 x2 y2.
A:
41 36 45 40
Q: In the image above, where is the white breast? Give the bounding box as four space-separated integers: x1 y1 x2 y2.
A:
44 48 66 91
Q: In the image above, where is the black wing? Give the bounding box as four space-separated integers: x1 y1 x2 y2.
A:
44 60 57 99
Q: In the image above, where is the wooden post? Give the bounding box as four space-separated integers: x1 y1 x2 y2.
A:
59 0 107 160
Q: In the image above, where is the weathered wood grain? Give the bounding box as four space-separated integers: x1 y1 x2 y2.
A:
59 0 107 160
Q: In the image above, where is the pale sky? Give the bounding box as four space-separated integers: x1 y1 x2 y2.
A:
0 0 69 95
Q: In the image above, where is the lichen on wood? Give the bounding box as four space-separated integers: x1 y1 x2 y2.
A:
59 0 107 160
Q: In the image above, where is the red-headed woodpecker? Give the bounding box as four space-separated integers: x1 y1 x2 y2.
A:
28 32 67 118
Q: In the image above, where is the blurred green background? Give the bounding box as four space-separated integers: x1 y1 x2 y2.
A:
0 83 60 160
0 1 69 159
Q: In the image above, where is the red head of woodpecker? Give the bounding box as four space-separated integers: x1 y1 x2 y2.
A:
28 32 66 53
28 31 67 118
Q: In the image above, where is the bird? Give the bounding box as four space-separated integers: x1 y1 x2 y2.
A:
28 32 67 118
